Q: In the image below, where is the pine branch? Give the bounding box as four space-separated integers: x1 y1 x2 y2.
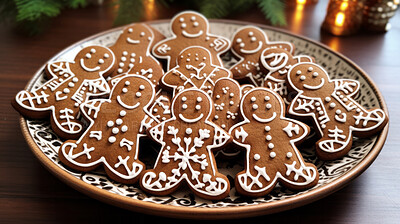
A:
198 0 232 18
256 0 286 26
113 0 143 26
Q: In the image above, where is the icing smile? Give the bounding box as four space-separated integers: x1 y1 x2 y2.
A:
252 112 276 123
126 37 140 44
303 78 325 90
117 96 140 109
179 113 204 123
240 41 263 54
182 30 203 38
80 58 100 72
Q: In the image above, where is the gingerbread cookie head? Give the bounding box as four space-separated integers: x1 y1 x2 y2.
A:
172 88 211 123
120 23 154 47
70 46 115 78
288 62 335 98
241 88 281 124
110 75 154 110
176 46 210 69
231 26 267 56
171 11 208 39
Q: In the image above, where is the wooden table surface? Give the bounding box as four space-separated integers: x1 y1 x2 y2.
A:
1 1 399 223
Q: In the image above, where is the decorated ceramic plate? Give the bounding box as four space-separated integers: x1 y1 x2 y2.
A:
19 20 388 219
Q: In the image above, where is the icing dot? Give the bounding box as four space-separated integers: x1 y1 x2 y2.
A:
252 104 258 110
266 104 272 109
139 85 145 90
264 96 270 101
123 51 128 56
296 70 302 75
325 97 331 102
68 82 74 87
268 143 274 149
129 63 134 68
107 120 114 127
128 28 133 33
125 81 130 86
229 101 234 105
312 72 319 77
90 48 96 53
186 128 193 135
308 66 313 72
63 88 70 94
74 103 79 107
85 53 91 59
119 62 125 67
120 110 126 116
72 77 79 83
265 126 271 132
356 108 361 113
236 38 242 43
216 95 220 99
116 118 123 125
121 125 128 132
240 43 245 48
130 58 135 63
195 105 201 110
300 75 306 81
179 17 184 22
230 93 234 97
131 53 136 57
104 53 109 58
122 88 128 93
112 127 119 134
191 16 196 21
286 152 293 158
182 96 187 102
197 97 202 102
193 22 199 27
121 57 127 62
254 154 261 160
315 102 321 106
136 92 142 97
221 124 226 129
140 32 145 37
182 104 188 109
270 152 276 158
330 103 336 108
317 107 321 111
336 109 342 114
214 115 219 120
108 136 116 143
319 111 324 115
117 68 123 73
250 37 257 42
98 59 104 64
321 124 326 129
266 135 272 141
181 23 187 28
153 108 158 113
251 96 256 102
248 31 254 36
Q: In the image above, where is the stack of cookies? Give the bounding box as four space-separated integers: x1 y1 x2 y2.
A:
12 11 388 200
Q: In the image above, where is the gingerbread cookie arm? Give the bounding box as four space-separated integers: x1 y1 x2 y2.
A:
80 99 108 121
281 117 310 141
288 95 318 116
45 61 73 80
334 79 360 97
229 122 251 147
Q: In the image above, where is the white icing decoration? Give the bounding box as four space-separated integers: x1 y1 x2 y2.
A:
80 58 100 72
303 78 325 90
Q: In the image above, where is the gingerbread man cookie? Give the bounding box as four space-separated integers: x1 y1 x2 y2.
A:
287 62 388 160
141 89 232 200
261 47 314 104
59 75 156 184
12 46 115 139
161 46 231 95
230 26 295 86
108 23 164 88
229 88 319 197
152 11 230 71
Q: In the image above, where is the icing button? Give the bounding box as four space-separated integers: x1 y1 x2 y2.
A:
270 152 276 158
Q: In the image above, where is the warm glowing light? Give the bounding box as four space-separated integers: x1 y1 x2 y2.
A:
292 1 305 33
327 37 340 51
297 0 307 4
340 2 349 10
335 12 345 27
394 0 399 5
144 0 156 20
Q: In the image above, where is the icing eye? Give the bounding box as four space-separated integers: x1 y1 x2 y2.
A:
140 32 145 36
182 104 188 109
122 88 128 93
250 96 256 102
85 53 91 59
248 31 254 36
181 23 187 28
136 92 142 97
98 59 104 64
128 28 133 33
203 57 207 60
139 85 145 90
296 70 302 75
104 53 110 58
251 37 256 42
125 81 130 86
266 103 272 109
300 75 306 81
195 105 201 110
308 66 314 72
236 38 242 43
196 97 202 102
191 16 196 21
313 72 319 77
252 104 258 110
264 96 270 101
90 48 96 53
193 22 199 27
182 96 187 102
179 17 184 22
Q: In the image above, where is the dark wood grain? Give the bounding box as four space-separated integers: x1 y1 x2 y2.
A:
1 1 399 223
